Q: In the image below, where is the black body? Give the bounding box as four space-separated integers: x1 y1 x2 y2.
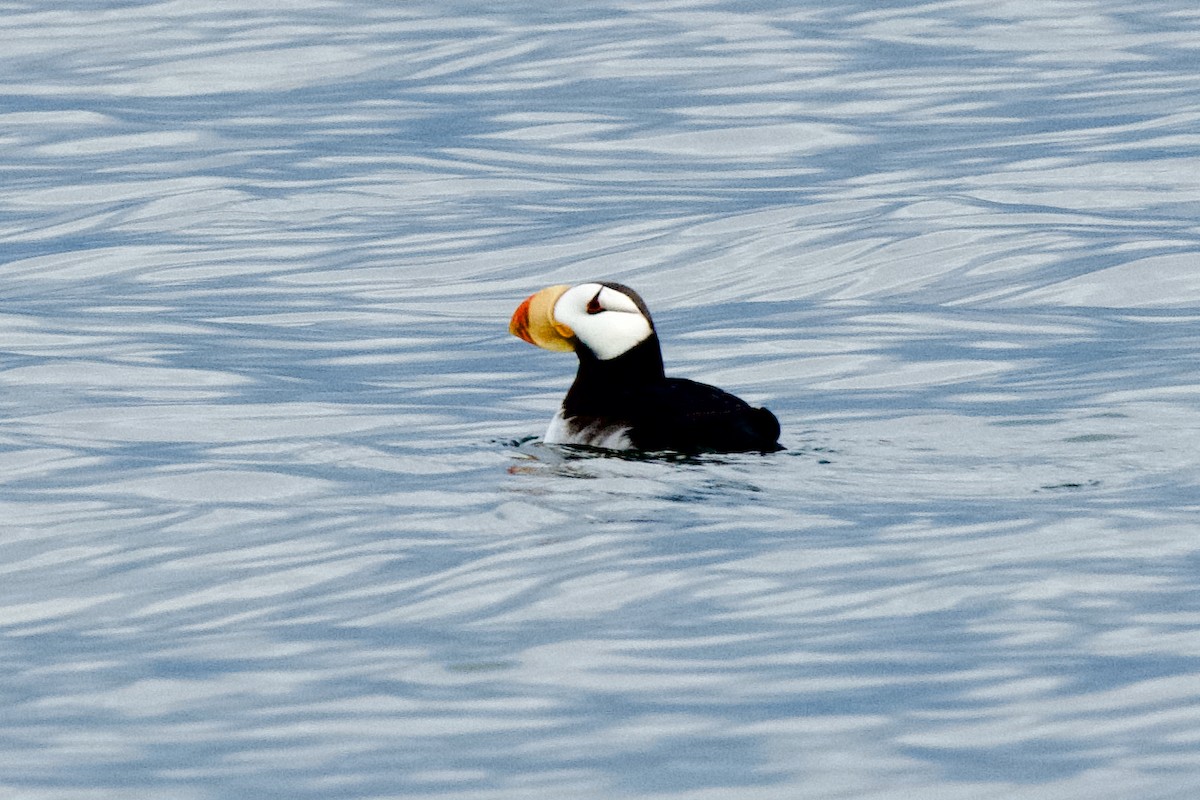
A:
562 333 782 454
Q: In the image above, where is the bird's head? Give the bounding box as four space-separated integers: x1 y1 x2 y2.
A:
509 282 656 361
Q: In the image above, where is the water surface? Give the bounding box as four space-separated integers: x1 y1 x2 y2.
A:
3 1 1200 798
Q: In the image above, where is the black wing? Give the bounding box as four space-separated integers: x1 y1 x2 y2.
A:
625 378 781 453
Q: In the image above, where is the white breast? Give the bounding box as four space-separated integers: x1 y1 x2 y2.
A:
544 410 634 451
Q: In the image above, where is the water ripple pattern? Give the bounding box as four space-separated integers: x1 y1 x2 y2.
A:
3 1 1200 798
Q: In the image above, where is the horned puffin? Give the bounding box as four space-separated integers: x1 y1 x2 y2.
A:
509 282 781 453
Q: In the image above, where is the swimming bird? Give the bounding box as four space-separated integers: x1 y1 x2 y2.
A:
509 282 781 453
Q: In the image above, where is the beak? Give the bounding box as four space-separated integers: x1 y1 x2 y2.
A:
509 285 575 352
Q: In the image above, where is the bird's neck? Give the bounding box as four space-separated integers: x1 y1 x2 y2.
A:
565 335 665 411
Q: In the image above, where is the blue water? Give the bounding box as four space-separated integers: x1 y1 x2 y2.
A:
4 1 1200 798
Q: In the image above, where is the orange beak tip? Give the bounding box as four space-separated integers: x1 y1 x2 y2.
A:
509 294 536 345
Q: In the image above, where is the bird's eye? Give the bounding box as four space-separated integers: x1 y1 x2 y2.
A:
586 291 604 315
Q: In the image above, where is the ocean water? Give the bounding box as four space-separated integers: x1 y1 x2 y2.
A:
3 1 1200 798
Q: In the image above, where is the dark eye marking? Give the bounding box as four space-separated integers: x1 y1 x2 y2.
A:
586 290 604 315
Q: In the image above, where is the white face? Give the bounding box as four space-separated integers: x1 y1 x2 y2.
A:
553 283 654 361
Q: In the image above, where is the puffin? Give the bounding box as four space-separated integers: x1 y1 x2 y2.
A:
509 282 782 453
